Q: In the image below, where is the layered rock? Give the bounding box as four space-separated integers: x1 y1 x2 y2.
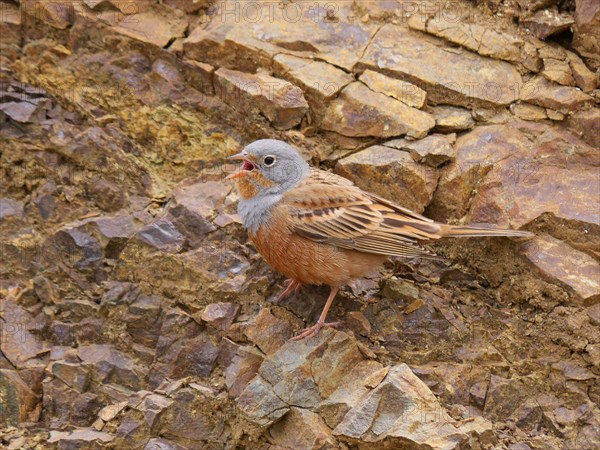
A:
214 68 308 130
322 82 435 139
335 144 439 213
359 25 523 108
429 121 600 230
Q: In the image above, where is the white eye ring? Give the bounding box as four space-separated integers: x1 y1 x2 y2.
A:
263 155 276 166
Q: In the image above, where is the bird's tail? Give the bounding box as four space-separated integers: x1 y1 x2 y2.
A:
439 223 534 238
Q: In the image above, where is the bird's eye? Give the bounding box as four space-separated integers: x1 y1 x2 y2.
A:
263 155 276 166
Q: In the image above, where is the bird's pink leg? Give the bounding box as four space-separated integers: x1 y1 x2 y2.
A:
291 287 340 341
276 279 302 302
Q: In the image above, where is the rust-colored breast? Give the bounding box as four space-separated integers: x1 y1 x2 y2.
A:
249 203 386 287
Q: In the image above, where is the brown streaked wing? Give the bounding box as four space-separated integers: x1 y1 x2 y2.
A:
284 175 441 258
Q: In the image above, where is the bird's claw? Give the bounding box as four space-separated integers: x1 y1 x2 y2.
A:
275 279 302 303
291 321 340 341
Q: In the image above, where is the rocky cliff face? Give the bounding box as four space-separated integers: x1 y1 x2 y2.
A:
1 1 599 449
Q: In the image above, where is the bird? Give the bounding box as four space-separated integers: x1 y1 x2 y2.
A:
227 139 533 340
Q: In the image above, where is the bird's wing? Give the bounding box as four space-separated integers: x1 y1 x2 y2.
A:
283 170 444 258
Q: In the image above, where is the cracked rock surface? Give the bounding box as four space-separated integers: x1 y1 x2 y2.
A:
1 0 599 449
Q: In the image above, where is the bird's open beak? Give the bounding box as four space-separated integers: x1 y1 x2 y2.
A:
225 152 256 180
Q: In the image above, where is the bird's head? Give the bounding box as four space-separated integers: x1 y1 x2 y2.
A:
226 139 310 199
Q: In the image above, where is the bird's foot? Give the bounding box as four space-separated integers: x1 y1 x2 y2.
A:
291 320 340 341
274 279 302 303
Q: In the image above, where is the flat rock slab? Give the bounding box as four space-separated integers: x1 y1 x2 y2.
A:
522 9 575 39
409 13 524 64
384 133 456 168
573 0 600 61
522 236 600 305
236 377 289 427
431 105 475 133
322 82 435 139
214 68 308 130
333 364 493 448
47 429 115 445
429 121 600 229
273 54 353 105
335 144 439 213
359 69 427 109
183 0 379 72
359 25 522 108
0 369 40 425
111 9 188 48
520 75 593 113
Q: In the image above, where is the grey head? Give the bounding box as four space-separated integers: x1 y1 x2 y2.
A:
229 139 310 233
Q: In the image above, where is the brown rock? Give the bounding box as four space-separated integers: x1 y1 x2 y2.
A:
384 133 457 168
181 59 215 95
141 393 173 431
573 0 600 63
0 369 40 426
98 401 128 422
272 54 354 108
78 344 142 390
429 121 599 228
156 387 228 446
359 25 522 107
111 9 188 48
522 236 600 305
346 311 372 337
162 0 211 14
244 308 292 355
484 375 525 421
0 101 39 123
323 82 434 139
136 217 187 253
160 333 219 380
566 51 598 92
359 70 427 109
0 198 24 220
410 13 523 64
471 107 513 124
520 75 593 113
47 429 115 448
510 102 548 120
565 108 600 148
364 366 390 389
545 108 565 120
0 299 47 368
333 364 493 447
22 1 74 29
86 176 127 212
542 57 575 86
237 377 289 427
171 180 231 221
335 145 439 213
551 359 596 380
319 359 384 428
214 68 308 130
199 303 239 331
144 438 187 450
269 407 337 449
50 361 90 393
431 105 475 133
522 9 574 39
588 303 600 326
183 1 379 72
83 0 153 14
224 345 264 397
260 330 371 408
0 2 21 46
521 40 544 72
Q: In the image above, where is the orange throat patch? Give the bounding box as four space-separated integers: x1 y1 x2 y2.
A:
235 172 276 200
